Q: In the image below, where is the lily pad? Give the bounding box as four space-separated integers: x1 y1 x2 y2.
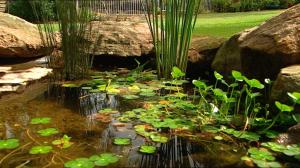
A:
90 153 119 166
139 145 156 154
62 83 80 88
0 139 19 149
37 128 59 136
98 108 118 114
30 117 51 124
214 136 223 141
64 158 94 168
113 138 131 145
29 146 52 154
150 134 168 143
122 95 139 100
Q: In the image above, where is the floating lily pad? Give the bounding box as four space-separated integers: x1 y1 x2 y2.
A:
139 145 156 154
150 134 168 143
37 128 59 136
52 135 73 149
128 85 141 93
98 108 118 114
89 153 119 166
122 95 139 100
113 138 131 145
248 148 275 161
30 117 51 124
0 139 19 149
29 146 52 154
64 158 94 168
62 83 80 88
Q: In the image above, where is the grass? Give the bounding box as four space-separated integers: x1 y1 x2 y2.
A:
40 10 284 39
193 10 284 38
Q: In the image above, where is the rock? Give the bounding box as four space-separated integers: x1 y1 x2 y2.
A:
212 28 255 76
0 13 52 58
212 4 300 79
88 20 153 57
271 65 300 101
187 36 225 77
276 124 300 145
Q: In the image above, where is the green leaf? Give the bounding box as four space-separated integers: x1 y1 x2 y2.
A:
37 128 59 136
52 135 73 149
232 70 244 82
0 139 19 149
139 145 156 154
287 92 300 104
275 101 293 113
214 136 223 141
62 83 80 88
245 78 264 89
192 80 207 89
29 146 52 154
214 71 223 80
113 138 131 145
90 153 119 166
171 67 185 79
150 134 168 143
30 117 51 124
64 158 94 168
122 95 140 100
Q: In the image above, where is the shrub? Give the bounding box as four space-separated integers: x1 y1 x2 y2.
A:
8 0 56 22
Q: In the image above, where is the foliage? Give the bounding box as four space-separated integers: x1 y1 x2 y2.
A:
139 145 156 154
64 158 94 168
37 128 59 136
30 117 51 124
0 139 19 150
52 135 73 148
113 138 131 145
31 0 99 80
29 146 53 154
8 0 56 22
90 153 119 166
242 148 281 168
144 0 201 79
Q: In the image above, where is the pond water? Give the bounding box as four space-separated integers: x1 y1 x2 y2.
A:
0 77 246 168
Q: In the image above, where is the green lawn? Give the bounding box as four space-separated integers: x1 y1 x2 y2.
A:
193 10 284 38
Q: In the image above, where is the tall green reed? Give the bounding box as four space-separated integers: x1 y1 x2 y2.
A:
31 0 99 80
144 0 201 79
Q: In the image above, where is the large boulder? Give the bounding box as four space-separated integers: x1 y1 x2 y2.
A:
212 4 300 79
88 20 153 57
271 65 300 101
187 36 225 76
0 13 51 58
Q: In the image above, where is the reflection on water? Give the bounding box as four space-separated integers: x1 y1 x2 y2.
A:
0 83 245 168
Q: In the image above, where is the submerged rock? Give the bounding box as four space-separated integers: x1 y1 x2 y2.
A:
212 4 300 79
0 13 52 58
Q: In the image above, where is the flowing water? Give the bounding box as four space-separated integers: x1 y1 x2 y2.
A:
0 81 246 168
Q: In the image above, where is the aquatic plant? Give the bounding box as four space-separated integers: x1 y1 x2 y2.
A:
29 145 53 154
52 135 73 149
0 139 19 150
89 153 119 166
64 158 94 168
144 0 201 79
31 0 100 80
37 128 59 136
242 148 281 168
30 117 51 124
139 145 156 154
113 138 131 145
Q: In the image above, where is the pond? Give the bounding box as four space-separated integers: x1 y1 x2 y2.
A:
0 69 248 168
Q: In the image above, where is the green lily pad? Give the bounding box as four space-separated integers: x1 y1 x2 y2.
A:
64 158 94 168
113 138 131 145
248 148 275 161
37 128 59 136
98 108 118 114
150 134 168 143
62 83 80 88
214 136 223 141
139 145 156 154
122 95 139 100
261 142 286 152
30 117 51 124
29 146 52 154
0 139 19 149
90 153 119 166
